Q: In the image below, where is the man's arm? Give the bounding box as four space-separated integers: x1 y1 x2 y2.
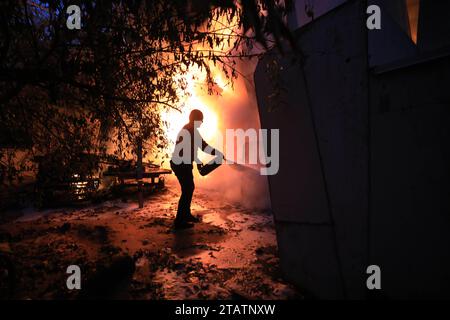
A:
197 130 222 157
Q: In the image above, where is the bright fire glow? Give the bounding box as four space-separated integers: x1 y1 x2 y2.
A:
160 36 236 163
407 0 420 44
161 65 225 148
159 10 241 170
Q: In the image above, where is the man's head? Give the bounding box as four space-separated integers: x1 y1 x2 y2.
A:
189 109 204 128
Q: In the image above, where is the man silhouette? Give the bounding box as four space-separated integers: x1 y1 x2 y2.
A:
170 109 222 229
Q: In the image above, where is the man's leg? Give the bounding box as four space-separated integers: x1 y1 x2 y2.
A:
173 165 194 224
180 171 194 220
180 176 202 223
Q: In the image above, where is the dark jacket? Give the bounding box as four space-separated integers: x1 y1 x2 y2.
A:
171 123 217 165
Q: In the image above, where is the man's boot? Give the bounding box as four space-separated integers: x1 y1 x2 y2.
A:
174 219 194 229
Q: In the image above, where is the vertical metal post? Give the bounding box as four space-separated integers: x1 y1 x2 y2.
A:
137 137 144 208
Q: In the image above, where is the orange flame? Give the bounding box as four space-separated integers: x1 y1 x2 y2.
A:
161 10 240 167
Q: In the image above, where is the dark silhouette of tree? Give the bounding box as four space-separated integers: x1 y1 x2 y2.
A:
0 0 293 186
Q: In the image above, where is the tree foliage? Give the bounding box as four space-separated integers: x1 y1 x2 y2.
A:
0 0 293 185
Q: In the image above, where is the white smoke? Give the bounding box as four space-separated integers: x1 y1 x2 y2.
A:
193 58 271 210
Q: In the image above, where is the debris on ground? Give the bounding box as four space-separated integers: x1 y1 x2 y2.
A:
0 180 301 300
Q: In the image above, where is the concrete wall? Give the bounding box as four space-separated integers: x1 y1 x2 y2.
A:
288 0 346 29
370 55 450 298
374 0 411 36
418 1 450 53
255 0 369 299
368 0 418 67
255 0 450 299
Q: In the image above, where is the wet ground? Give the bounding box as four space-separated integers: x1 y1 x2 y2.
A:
0 179 300 300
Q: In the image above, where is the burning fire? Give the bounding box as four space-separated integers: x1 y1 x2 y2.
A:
161 65 225 149
160 10 239 166
157 10 270 209
160 65 226 178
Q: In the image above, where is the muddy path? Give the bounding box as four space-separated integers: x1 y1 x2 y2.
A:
0 180 300 300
